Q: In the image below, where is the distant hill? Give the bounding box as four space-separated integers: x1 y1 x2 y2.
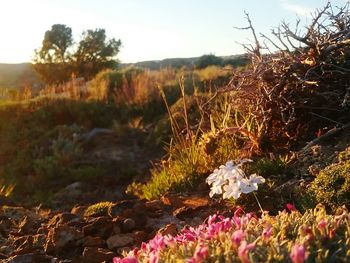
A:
0 54 248 90
122 54 249 70
0 63 42 90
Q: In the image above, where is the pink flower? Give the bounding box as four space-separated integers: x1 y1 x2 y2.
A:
286 203 298 212
149 250 160 263
238 241 255 263
148 234 166 251
290 243 307 263
262 226 272 240
231 229 245 246
113 257 138 263
318 220 327 230
194 244 208 261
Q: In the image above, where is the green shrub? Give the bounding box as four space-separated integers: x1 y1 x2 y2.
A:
250 157 286 177
309 148 350 210
84 201 113 217
195 54 223 69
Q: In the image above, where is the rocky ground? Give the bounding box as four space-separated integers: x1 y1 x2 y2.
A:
0 192 229 263
2 126 349 263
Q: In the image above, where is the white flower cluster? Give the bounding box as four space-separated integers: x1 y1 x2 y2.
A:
206 159 265 200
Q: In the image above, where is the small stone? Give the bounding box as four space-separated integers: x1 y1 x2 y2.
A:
82 217 113 239
133 230 147 244
122 218 135 232
71 206 87 217
109 200 135 217
113 225 121 234
48 213 80 228
145 200 164 211
157 223 178 236
161 195 183 208
45 224 83 253
82 247 115 263
6 253 56 263
83 236 105 247
106 234 133 250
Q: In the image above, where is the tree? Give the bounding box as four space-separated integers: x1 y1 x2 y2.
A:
33 25 121 84
33 24 73 84
74 29 121 80
195 54 223 69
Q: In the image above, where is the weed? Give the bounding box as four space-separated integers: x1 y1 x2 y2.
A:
84 201 113 217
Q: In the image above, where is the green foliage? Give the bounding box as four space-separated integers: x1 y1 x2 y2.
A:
250 157 286 177
33 24 73 84
33 24 121 84
75 29 121 80
137 137 205 200
0 99 117 200
309 148 350 210
84 201 113 217
195 54 223 69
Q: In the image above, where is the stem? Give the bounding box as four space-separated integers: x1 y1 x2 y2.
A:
253 192 264 214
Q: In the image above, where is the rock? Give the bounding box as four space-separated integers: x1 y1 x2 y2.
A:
18 216 40 235
0 252 7 259
122 218 135 232
157 223 178 236
6 253 57 263
82 217 114 239
54 182 83 201
113 224 121 235
161 195 183 208
173 206 196 220
182 196 209 209
0 216 15 236
45 225 83 253
70 206 87 218
132 230 147 244
48 213 80 228
1 207 42 223
63 182 83 193
145 200 165 211
106 234 133 250
146 214 182 230
11 234 46 256
82 247 115 263
109 201 135 217
0 195 16 206
83 236 105 247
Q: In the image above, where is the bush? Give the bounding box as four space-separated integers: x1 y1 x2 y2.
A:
84 201 113 217
195 54 223 69
309 147 350 210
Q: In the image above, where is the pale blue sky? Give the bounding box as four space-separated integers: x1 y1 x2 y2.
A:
0 0 347 63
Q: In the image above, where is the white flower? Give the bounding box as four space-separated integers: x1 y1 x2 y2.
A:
206 169 220 185
209 181 223 197
236 158 253 167
223 183 241 200
206 159 266 200
248 173 266 185
238 178 258 194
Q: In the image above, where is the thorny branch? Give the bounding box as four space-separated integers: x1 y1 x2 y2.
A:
226 2 350 150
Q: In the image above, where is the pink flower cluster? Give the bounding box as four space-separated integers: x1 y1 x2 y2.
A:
114 210 257 263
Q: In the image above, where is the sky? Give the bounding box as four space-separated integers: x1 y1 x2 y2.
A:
0 0 348 63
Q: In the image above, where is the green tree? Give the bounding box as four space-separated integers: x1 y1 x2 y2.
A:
33 25 121 84
33 24 73 84
74 29 121 80
195 54 223 69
